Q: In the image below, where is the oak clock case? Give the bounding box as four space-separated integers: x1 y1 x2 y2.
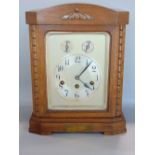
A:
26 3 129 135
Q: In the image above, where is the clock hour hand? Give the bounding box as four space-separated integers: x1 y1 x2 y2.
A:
78 79 92 90
75 61 93 80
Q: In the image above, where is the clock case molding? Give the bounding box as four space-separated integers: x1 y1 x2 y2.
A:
26 3 129 135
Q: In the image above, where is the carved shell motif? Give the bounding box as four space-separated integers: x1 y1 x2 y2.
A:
62 8 94 20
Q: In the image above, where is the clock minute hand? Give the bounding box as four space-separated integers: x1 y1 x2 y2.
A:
75 61 93 79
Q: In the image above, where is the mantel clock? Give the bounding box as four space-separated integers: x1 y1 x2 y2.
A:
26 3 129 135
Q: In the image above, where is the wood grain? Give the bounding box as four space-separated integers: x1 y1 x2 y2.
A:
26 3 129 135
26 3 129 25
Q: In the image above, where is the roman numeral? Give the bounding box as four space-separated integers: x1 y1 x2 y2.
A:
74 93 79 98
85 89 89 96
75 56 81 63
59 83 63 88
92 65 96 72
56 74 60 80
57 65 64 72
64 89 69 96
65 59 69 65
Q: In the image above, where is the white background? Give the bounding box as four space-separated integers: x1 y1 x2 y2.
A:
19 1 135 155
1 0 155 155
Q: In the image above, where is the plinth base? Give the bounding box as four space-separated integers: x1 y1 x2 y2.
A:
29 113 126 135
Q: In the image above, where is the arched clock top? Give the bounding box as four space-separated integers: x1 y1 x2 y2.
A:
26 3 129 25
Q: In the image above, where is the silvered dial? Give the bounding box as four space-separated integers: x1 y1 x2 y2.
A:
55 54 100 100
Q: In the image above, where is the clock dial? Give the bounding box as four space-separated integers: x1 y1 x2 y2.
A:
55 54 100 100
82 40 94 53
46 32 110 110
60 40 73 53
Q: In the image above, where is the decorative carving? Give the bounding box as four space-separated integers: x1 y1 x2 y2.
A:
31 25 40 114
62 8 94 20
116 25 125 115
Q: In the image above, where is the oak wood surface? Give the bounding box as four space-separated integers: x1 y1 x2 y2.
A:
26 3 129 25
26 3 129 135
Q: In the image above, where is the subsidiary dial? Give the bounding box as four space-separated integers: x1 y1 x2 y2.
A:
60 40 73 53
55 54 101 100
82 41 94 53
